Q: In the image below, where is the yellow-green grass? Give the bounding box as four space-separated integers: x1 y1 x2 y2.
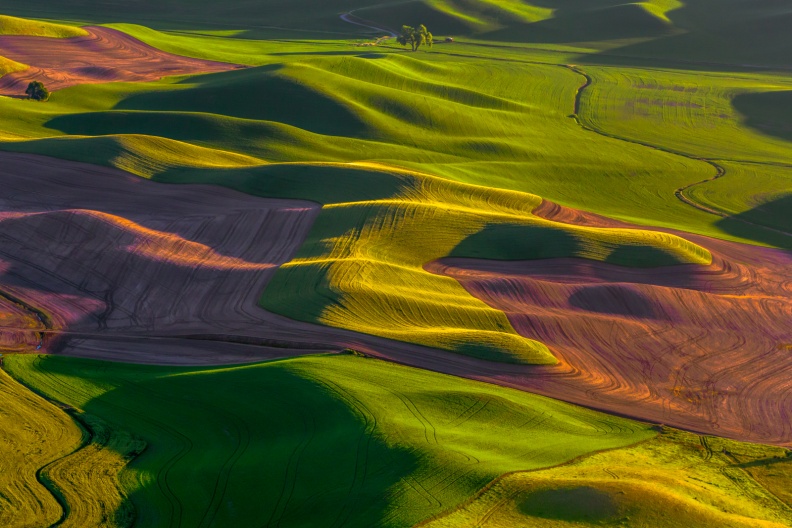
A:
0 52 754 247
258 162 708 363
423 428 792 527
4 138 705 363
0 367 135 528
577 65 792 165
4 0 792 68
5 353 654 527
573 64 792 242
0 14 87 38
0 367 80 527
0 55 27 78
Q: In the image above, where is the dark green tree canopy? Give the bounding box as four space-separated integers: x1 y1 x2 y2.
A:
25 81 49 101
397 24 433 52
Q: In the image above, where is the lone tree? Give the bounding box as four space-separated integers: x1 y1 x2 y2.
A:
25 81 49 101
398 25 433 51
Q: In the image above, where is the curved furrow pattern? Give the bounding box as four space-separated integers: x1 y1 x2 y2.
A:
0 151 322 362
0 27 238 96
428 200 792 445
2 151 790 446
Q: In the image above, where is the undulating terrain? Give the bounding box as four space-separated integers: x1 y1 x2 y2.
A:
0 2 790 526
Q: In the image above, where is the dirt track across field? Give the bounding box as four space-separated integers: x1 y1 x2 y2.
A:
0 26 237 96
1 152 791 446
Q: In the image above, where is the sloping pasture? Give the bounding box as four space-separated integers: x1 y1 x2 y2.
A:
5 353 654 527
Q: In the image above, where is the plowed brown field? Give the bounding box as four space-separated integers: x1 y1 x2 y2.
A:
0 26 237 96
426 201 792 446
0 152 325 363
2 153 790 445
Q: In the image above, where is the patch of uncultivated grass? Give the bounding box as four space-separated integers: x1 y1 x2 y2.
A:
0 14 87 38
0 368 81 527
0 55 27 78
5 353 654 528
423 429 792 527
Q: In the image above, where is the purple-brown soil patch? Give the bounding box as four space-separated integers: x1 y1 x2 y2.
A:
0 26 238 96
427 221 792 446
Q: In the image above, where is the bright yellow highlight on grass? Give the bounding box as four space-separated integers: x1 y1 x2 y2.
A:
0 55 27 78
0 368 135 528
0 15 87 38
267 162 710 365
425 429 792 528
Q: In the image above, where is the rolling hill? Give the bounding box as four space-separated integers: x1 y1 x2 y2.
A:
0 5 790 528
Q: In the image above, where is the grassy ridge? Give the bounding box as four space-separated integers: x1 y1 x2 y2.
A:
425 428 792 527
0 51 742 243
256 162 708 363
578 65 792 165
3 0 792 67
0 14 87 37
5 353 653 527
575 64 792 244
0 54 27 77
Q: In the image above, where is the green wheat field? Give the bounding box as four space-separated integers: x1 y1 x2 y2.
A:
0 1 791 527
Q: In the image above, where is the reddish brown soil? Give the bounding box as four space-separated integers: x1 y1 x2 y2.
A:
425 222 792 446
0 152 327 363
2 153 791 446
0 26 237 96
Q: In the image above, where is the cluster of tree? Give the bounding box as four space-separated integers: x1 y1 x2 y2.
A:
25 81 49 101
397 25 432 51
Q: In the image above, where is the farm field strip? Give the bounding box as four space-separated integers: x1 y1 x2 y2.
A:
0 366 138 528
422 428 792 528
0 148 713 366
0 26 238 97
428 221 792 445
569 64 792 240
0 8 790 526
4 353 655 527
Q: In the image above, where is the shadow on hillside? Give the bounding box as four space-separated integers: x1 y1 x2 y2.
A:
107 66 375 138
518 486 618 523
569 284 659 320
570 0 792 71
734 455 792 469
29 354 418 526
732 90 792 143
715 194 792 250
483 1 673 45
450 223 693 268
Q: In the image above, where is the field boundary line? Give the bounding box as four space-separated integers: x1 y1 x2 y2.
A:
564 65 792 241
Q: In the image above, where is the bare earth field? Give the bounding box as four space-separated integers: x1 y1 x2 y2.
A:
427 201 792 447
2 152 791 447
0 152 325 363
0 27 237 96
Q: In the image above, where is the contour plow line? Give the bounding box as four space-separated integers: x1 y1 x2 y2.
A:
0 365 140 527
426 210 792 445
7 150 783 449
